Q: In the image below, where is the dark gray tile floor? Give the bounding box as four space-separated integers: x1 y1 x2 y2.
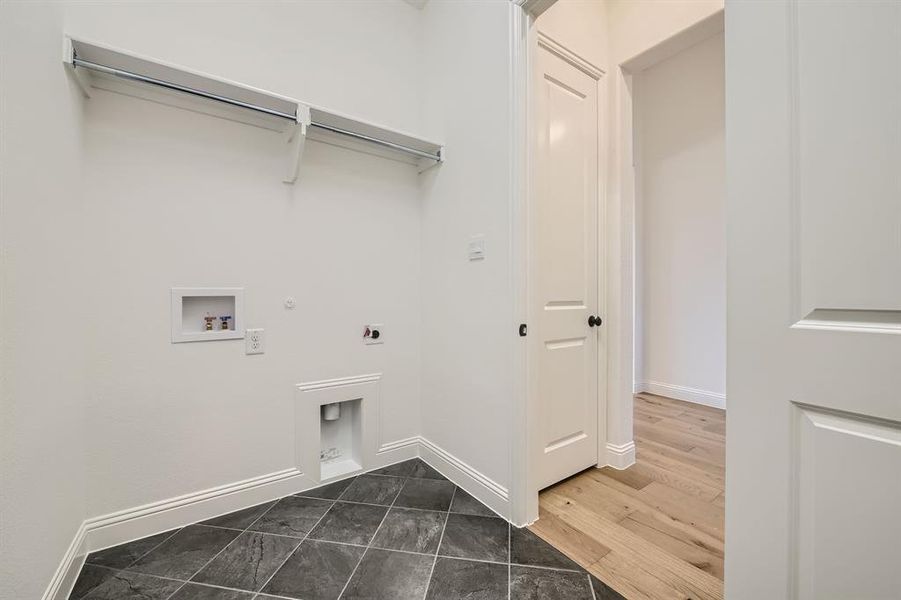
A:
69 458 625 600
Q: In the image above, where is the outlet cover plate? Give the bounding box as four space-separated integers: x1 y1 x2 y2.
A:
245 328 265 354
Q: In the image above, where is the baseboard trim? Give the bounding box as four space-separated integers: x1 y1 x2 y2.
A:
604 441 636 470
637 380 726 410
378 436 419 454
84 467 311 555
47 436 506 599
417 436 509 519
42 522 87 600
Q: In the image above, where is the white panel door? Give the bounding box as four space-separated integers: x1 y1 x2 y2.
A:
727 2 901 598
531 42 601 490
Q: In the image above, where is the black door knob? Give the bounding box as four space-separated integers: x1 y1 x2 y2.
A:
588 315 602 327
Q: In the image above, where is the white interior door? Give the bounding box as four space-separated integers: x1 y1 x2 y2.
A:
531 41 602 490
727 1 901 598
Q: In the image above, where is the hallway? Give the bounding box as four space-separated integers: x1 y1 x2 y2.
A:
531 394 726 600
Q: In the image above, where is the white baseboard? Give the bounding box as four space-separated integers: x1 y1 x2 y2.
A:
46 438 490 599
42 522 86 600
604 441 636 470
83 467 313 554
637 380 726 410
377 435 419 455
417 436 509 520
50 439 418 600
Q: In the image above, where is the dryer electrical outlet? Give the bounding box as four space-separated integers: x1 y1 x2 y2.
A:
363 324 384 345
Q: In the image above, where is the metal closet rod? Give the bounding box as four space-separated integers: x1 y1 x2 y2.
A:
308 122 441 162
72 57 441 163
72 58 296 121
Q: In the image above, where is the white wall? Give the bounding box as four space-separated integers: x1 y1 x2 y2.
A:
635 32 725 406
73 0 425 518
2 2 425 596
0 4 89 598
419 0 515 495
606 0 724 64
536 0 609 70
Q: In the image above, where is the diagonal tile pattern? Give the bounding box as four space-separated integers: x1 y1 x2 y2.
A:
128 525 241 580
69 458 626 600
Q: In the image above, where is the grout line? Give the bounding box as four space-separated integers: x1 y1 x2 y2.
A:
114 526 185 571
253 498 338 597
241 498 289 534
375 473 404 537
198 499 278 532
588 572 598 600
171 579 270 598
163 579 188 600
508 522 512 600
251 592 303 600
508 562 583 573
304 497 458 514
366 472 448 482
331 481 400 599
107 569 258 596
336 546 369 599
173 497 313 591
193 523 245 533
201 523 306 542
421 486 455 600
182 528 248 585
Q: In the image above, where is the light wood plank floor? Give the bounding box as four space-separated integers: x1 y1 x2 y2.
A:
531 393 726 600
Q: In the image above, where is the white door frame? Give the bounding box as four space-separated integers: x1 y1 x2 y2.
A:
508 0 725 527
509 0 608 527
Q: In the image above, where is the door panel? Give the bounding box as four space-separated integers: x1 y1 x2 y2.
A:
532 43 601 490
796 406 901 599
726 1 901 598
795 1 901 317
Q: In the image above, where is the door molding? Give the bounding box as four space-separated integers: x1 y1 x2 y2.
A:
536 32 605 80
509 0 533 527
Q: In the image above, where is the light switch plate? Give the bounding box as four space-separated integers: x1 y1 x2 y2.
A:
468 235 486 261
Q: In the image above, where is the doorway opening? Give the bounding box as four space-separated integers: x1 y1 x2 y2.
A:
520 3 726 599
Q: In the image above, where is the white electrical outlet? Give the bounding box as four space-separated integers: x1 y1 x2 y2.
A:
245 328 265 354
363 324 384 345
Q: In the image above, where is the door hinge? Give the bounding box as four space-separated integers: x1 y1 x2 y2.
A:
519 323 528 337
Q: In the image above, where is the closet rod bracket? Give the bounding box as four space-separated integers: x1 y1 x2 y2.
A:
284 104 311 184
62 35 92 98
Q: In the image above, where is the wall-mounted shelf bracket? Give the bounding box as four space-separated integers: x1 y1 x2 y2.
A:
284 105 312 184
62 35 444 184
62 36 92 98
